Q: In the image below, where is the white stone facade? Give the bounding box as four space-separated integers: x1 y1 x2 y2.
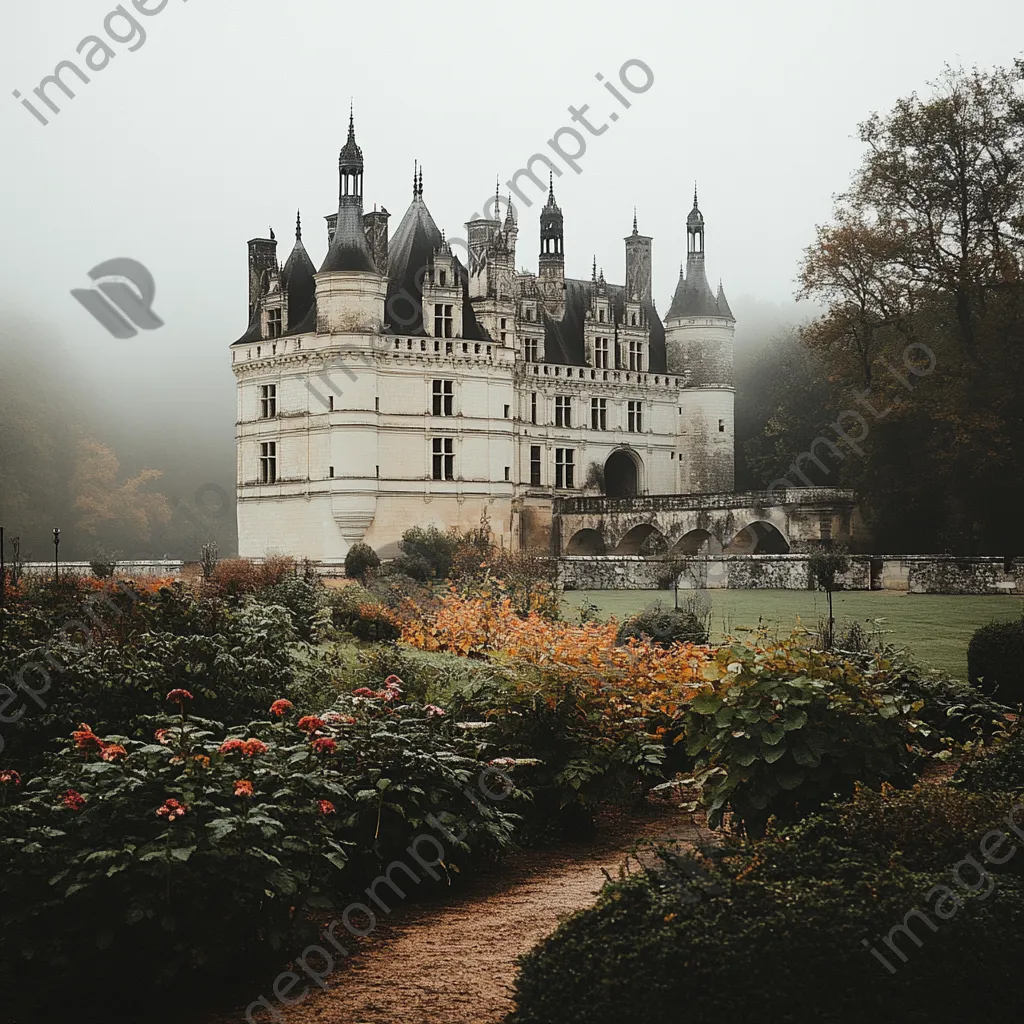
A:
232 120 737 561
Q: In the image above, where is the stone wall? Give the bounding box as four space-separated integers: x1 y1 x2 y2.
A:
559 554 1020 594
19 561 185 579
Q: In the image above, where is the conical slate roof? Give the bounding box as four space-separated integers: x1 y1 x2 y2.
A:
716 281 735 321
319 201 376 274
667 259 720 318
282 212 317 328
385 193 443 334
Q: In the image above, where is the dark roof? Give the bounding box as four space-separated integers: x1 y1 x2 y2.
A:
234 304 263 345
716 281 735 321
541 278 666 372
667 259 724 318
282 233 317 330
384 195 442 335
319 201 377 274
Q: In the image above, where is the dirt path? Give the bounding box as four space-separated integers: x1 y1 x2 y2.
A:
211 802 707 1024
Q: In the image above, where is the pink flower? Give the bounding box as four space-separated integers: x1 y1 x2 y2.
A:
489 757 516 769
166 689 194 704
351 687 376 698
311 737 337 755
270 699 293 718
0 769 22 786
317 800 336 816
154 728 172 746
157 798 188 822
424 704 446 718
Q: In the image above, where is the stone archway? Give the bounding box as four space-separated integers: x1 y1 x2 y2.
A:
605 449 642 498
566 529 606 555
671 528 717 555
725 520 791 555
614 524 668 556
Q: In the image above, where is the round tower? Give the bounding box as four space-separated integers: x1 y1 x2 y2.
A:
664 186 736 493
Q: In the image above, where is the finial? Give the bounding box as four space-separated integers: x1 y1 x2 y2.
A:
270 226 275 241
295 210 301 241
693 181 698 209
348 100 355 141
495 176 501 219
413 160 418 197
592 255 597 282
633 207 638 234
548 171 555 203
419 166 424 197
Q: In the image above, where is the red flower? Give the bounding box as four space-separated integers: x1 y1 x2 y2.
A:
73 725 104 754
154 728 172 746
156 798 188 822
383 675 403 689
311 737 337 755
351 687 376 698
424 704 446 718
242 739 268 757
270 699 293 718
234 779 254 798
99 744 127 763
62 789 86 811
298 716 326 734
0 770 21 786
317 800 336 815
219 738 246 755
166 689 194 704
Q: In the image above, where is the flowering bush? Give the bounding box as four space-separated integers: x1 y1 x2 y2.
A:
0 685 525 1008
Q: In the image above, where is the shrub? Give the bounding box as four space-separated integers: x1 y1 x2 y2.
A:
615 602 709 647
0 689 524 1013
344 542 380 581
968 618 1024 704
507 785 1024 1024
388 551 435 582
956 721 1024 794
679 640 935 835
325 583 400 642
399 526 460 580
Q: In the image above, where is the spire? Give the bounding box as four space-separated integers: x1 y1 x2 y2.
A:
633 207 638 234
348 100 355 143
413 160 418 198
548 171 555 204
295 210 302 241
693 181 698 209
592 255 597 282
495 176 501 222
418 166 423 197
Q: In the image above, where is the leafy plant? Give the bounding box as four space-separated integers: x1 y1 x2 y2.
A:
344 542 380 581
968 618 1024 705
615 602 708 647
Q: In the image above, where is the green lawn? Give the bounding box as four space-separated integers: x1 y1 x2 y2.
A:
564 588 1024 682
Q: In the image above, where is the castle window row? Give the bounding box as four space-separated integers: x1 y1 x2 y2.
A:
526 363 681 388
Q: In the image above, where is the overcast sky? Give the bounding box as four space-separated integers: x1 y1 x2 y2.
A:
1 0 1021 449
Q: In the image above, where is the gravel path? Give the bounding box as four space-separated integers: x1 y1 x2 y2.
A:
209 802 707 1024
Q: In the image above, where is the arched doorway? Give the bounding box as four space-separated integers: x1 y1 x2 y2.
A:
605 449 641 498
614 524 668 556
566 529 606 555
725 521 791 555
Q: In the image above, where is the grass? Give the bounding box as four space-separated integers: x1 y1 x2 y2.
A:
563 589 1024 681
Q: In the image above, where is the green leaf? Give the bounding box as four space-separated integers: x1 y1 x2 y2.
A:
690 691 720 715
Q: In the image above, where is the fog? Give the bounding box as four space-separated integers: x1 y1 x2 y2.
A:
1 0 1019 558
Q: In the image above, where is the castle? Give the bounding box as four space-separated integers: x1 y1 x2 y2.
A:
231 113 737 561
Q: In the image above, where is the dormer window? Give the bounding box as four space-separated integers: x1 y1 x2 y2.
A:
439 270 447 286
434 303 453 338
267 309 282 339
599 309 605 323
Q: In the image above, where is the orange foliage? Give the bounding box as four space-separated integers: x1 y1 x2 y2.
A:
399 589 710 719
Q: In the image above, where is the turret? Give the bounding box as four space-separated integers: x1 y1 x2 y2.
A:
664 186 736 492
536 173 565 320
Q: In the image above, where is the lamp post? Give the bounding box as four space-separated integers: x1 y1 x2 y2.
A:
53 527 61 582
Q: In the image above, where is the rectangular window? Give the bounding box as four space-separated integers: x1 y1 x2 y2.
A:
259 441 277 484
259 384 277 419
267 308 282 339
598 309 605 323
594 337 609 369
431 437 454 480
504 404 510 418
434 303 454 338
439 270 447 286
628 401 643 432
555 448 575 489
628 340 644 372
530 445 541 487
719 418 726 433
591 397 607 430
432 379 454 416
504 466 510 481
375 397 380 412
554 395 571 428
524 337 538 362
531 392 537 424
329 395 334 412
329 466 334 478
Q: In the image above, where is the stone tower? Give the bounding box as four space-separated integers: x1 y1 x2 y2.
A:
664 187 736 493
536 174 565 321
